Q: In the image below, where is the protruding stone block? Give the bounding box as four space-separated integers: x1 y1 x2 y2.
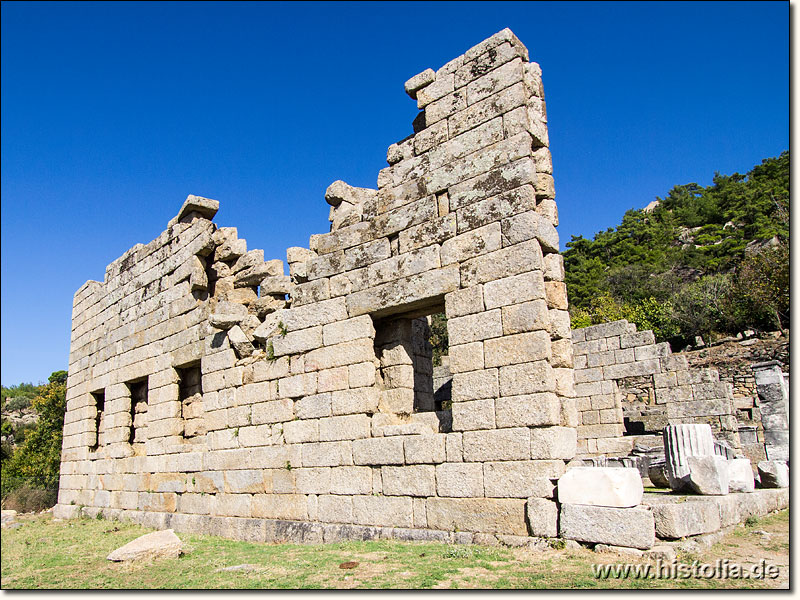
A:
559 504 655 550
176 194 219 222
557 467 643 507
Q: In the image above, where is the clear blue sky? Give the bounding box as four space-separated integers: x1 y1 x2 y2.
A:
1 1 788 385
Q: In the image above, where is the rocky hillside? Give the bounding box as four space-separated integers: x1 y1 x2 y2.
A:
565 152 789 345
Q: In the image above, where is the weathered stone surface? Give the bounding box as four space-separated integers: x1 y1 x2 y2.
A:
663 424 715 490
559 504 655 550
57 28 575 545
727 458 755 493
757 461 789 488
557 467 643 507
686 455 729 496
525 498 557 537
176 194 219 222
404 68 436 99
426 498 527 535
651 501 720 539
107 529 182 561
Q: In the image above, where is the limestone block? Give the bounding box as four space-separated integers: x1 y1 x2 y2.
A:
461 239 542 288
272 327 323 357
494 393 560 428
484 462 555 498
448 81 526 139
436 462 484 497
448 311 502 346
286 246 317 264
251 494 307 521
526 498 558 537
328 466 373 495
440 223 502 266
446 433 463 462
331 388 379 416
281 298 348 332
687 455 730 495
530 427 577 460
498 360 554 396
305 339 375 371
462 427 530 462
352 495 414 528
558 467 642 507
379 388 414 414
451 369 499 402
301 441 353 467
404 434 446 464
382 465 436 496
283 419 319 444
451 398 495 431
352 437 405 465
317 366 349 393
346 266 460 318
429 117 505 172
318 414 371 442
483 270 546 311
324 180 377 207
484 330 551 368
348 362 376 388
444 285 485 318
560 504 655 550
278 372 317 399
651 502 721 539
417 72 454 108
728 458 755 493
757 461 789 488
322 315 375 346
227 325 254 358
447 342 484 374
500 300 549 335
293 467 331 495
426 497 527 536
318 495 354 523
425 89 466 126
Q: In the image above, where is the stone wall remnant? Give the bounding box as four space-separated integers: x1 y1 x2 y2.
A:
54 28 575 542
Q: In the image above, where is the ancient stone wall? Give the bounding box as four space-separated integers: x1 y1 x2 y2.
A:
571 320 741 457
55 29 578 542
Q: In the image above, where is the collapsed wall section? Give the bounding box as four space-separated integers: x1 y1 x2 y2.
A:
55 29 576 541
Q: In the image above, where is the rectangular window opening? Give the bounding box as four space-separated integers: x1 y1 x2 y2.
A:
372 307 450 415
127 379 148 445
177 363 204 439
90 389 105 451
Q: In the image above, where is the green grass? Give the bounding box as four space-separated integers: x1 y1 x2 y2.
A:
0 512 786 589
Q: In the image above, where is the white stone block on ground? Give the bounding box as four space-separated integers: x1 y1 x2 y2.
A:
757 461 789 488
107 529 182 561
557 467 643 508
686 455 729 495
559 504 655 550
727 458 755 493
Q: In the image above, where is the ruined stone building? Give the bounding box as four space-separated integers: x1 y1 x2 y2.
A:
55 29 787 547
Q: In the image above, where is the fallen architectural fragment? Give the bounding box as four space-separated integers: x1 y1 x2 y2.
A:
55 29 788 552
